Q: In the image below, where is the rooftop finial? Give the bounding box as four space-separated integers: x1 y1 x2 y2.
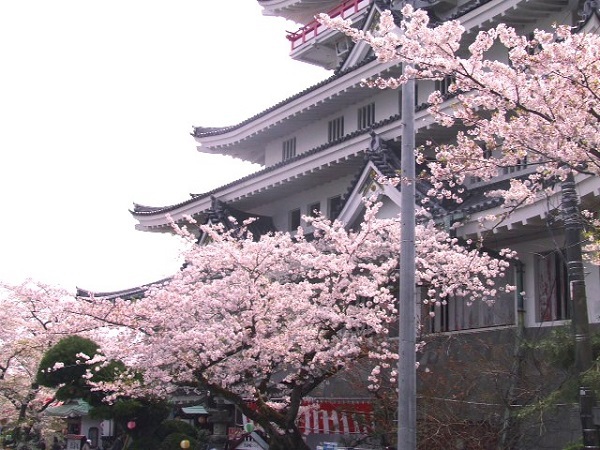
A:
369 127 384 152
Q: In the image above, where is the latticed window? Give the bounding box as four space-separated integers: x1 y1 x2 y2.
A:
422 264 516 333
327 195 342 219
328 116 344 142
536 251 570 322
503 155 528 174
282 137 297 161
435 75 456 97
289 208 301 231
308 201 321 218
357 103 375 130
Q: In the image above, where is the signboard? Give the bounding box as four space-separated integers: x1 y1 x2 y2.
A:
317 443 338 450
66 437 84 450
232 432 269 449
236 442 264 449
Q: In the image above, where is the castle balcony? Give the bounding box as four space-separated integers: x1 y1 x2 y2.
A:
286 0 371 69
259 0 341 24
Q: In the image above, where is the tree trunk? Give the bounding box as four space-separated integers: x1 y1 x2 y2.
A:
268 429 311 450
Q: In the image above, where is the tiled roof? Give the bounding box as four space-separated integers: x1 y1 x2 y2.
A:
452 179 508 215
191 0 516 140
134 115 404 217
181 404 208 415
577 0 600 28
206 196 277 237
81 204 275 298
143 0 595 219
191 56 374 138
134 98 447 218
45 399 90 418
76 278 171 301
332 134 448 220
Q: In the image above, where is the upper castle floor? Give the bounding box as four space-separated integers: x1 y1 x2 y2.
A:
193 0 586 183
260 0 584 70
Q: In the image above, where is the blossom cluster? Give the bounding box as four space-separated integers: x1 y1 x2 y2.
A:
319 6 600 206
1 201 514 438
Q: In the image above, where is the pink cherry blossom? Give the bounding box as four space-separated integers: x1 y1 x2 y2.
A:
20 201 509 448
3 203 513 448
319 6 600 206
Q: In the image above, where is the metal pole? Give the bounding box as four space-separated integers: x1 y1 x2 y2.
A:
398 64 417 449
561 173 600 449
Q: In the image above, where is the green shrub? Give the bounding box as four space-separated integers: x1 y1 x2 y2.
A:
155 420 198 441
562 439 583 450
127 435 162 450
159 432 198 450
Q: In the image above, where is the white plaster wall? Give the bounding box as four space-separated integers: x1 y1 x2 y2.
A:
79 416 108 447
375 88 400 118
249 174 356 231
584 264 600 324
510 237 600 328
377 195 401 219
264 140 280 167
263 2 576 169
263 88 401 167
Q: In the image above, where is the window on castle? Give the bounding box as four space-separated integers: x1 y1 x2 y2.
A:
282 137 297 161
536 251 570 322
328 116 345 142
435 75 456 97
327 195 342 219
414 82 419 107
308 201 321 218
289 208 301 231
357 103 375 130
502 155 528 174
421 265 516 333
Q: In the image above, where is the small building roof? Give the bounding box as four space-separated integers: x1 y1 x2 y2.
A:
76 277 172 301
45 399 90 418
181 405 208 415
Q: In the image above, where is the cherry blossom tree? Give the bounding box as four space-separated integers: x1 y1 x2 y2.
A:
318 5 600 206
53 202 513 450
1 204 514 449
0 282 74 444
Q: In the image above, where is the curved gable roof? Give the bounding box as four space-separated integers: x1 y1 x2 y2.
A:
193 0 577 150
134 111 412 224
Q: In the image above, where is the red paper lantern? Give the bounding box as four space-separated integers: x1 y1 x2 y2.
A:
127 420 136 430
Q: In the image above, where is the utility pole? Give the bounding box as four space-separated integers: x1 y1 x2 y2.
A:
561 173 600 448
398 49 417 450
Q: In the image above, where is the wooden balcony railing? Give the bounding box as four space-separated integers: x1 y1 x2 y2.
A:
286 0 371 51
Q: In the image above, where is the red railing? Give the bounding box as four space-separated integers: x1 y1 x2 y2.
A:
286 0 370 50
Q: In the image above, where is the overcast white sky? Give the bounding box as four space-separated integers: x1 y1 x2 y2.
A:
0 1 329 292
